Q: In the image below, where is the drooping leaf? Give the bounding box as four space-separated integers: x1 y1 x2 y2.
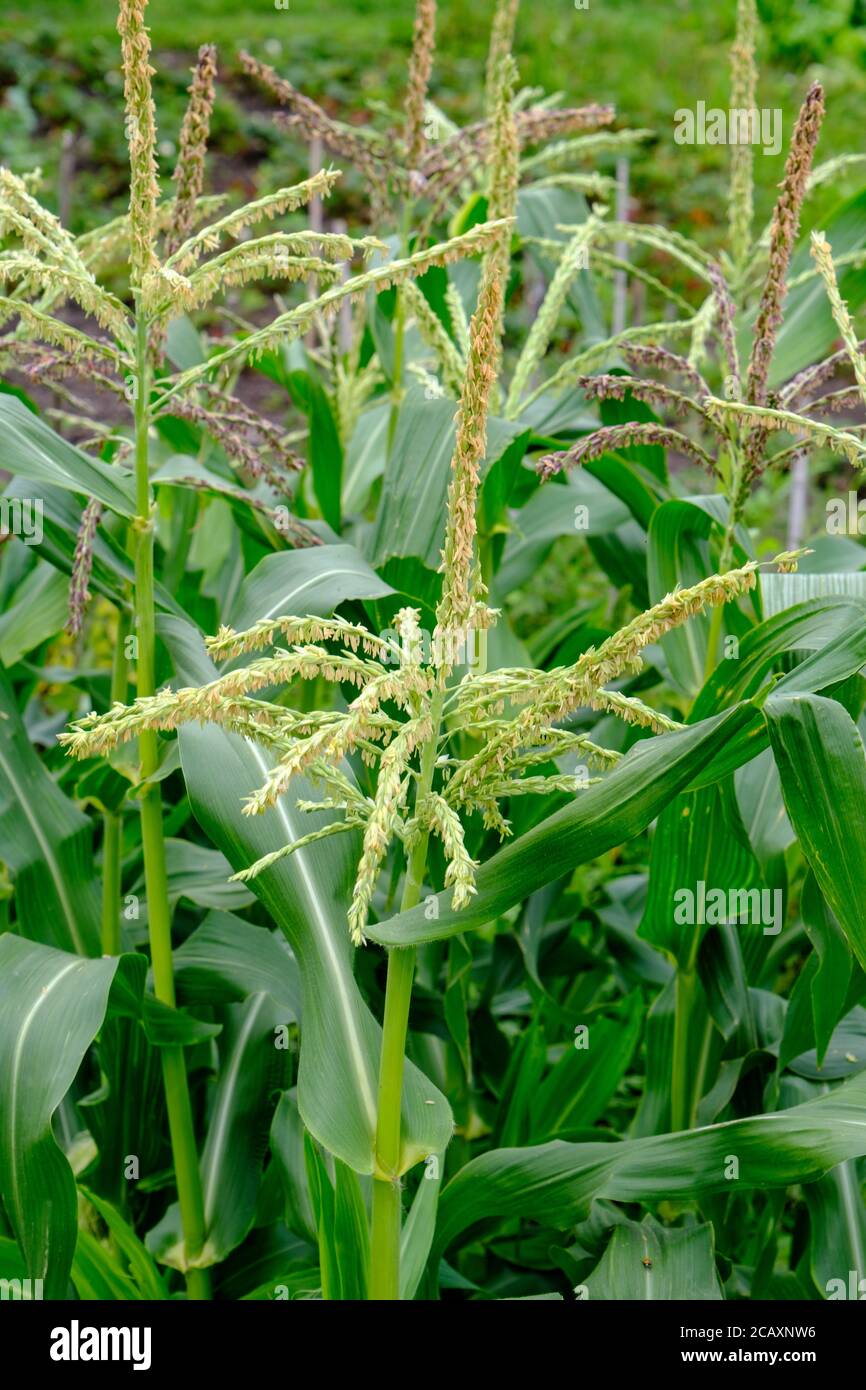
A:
0 395 137 516
765 694 866 975
1 478 185 618
0 664 101 955
494 473 630 597
0 936 145 1297
761 571 866 620
435 1068 866 1254
0 562 67 666
692 596 866 721
173 910 302 1020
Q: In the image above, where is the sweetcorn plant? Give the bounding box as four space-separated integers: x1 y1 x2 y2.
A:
0 0 508 1301
59 45 801 1299
5 0 866 1310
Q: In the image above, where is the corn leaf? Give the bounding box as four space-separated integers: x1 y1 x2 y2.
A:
0 664 101 955
765 693 866 975
435 1068 866 1255
0 936 146 1297
0 395 137 517
583 1214 723 1300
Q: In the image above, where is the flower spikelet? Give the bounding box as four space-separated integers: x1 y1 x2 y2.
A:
809 230 866 410
418 792 477 910
165 44 218 257
405 0 437 172
348 716 433 944
728 0 758 268
435 65 516 649
117 0 160 287
66 498 102 637
745 82 824 416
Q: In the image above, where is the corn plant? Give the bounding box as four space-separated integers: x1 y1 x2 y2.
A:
3 0 866 1307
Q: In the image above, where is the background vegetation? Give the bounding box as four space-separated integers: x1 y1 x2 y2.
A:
4 0 866 235
3 0 866 1305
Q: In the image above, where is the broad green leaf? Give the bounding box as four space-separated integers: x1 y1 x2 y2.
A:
284 366 343 531
77 1190 167 1302
692 596 866 722
584 1214 723 1300
761 571 866 618
0 562 67 666
790 874 853 1068
1 478 185 618
217 1221 316 1300
174 910 302 1020
304 1134 339 1299
342 402 390 514
639 783 763 970
152 453 291 526
139 995 222 1048
806 1158 866 1299
161 616 452 1177
584 452 670 530
332 1161 370 1300
647 496 751 695
734 747 794 866
368 704 762 947
0 664 101 955
0 394 136 516
765 694 866 974
140 839 254 913
698 923 755 1046
530 992 642 1140
226 543 393 633
435 1068 866 1253
631 976 679 1137
0 1236 30 1286
0 936 145 1297
268 1090 317 1244
367 386 525 572
494 474 630 597
788 1006 866 1081
82 1016 166 1206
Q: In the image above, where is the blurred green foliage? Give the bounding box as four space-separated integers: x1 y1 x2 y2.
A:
2 1 866 238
